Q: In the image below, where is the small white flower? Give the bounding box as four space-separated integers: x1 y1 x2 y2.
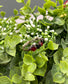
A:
50 30 54 32
14 27 17 30
25 34 30 38
19 34 22 37
66 2 68 5
28 28 30 30
0 26 2 28
46 11 48 15
10 20 12 23
29 19 35 27
4 28 6 31
33 43 36 45
37 28 39 31
25 24 31 28
47 26 50 29
15 24 17 26
45 32 48 35
46 16 53 21
6 21 9 23
45 29 48 32
36 33 38 35
3 17 7 20
10 32 13 35
15 30 19 33
20 39 23 42
1 46 4 49
39 29 42 32
45 38 48 41
2 33 6 35
31 32 34 35
22 39 25 41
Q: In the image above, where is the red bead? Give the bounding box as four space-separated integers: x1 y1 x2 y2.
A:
39 42 43 46
30 46 37 51
64 1 68 8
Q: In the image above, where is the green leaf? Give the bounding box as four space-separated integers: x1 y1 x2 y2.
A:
53 72 65 83
24 73 35 81
0 11 6 17
13 9 18 15
28 63 37 73
53 48 63 64
51 64 65 83
12 74 22 83
60 61 68 74
45 71 55 84
35 52 48 68
38 7 46 15
0 76 12 84
6 47 16 57
20 26 26 35
63 47 68 57
61 39 67 49
44 1 56 9
26 0 31 7
0 5 3 8
48 41 59 50
0 53 11 64
16 0 24 3
34 64 47 77
55 18 65 26
9 66 21 78
57 0 63 5
23 54 35 65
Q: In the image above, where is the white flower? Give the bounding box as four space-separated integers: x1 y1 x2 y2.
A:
19 34 22 37
50 30 54 32
39 29 42 32
0 26 2 28
25 34 30 38
33 43 36 45
1 46 4 49
36 33 38 35
37 28 39 31
45 38 48 41
45 32 48 35
4 28 6 31
9 32 13 35
2 33 6 35
22 39 25 41
25 24 31 28
66 2 68 5
29 19 35 27
14 27 17 30
20 39 23 42
31 32 34 35
3 17 7 20
6 21 9 23
47 26 50 29
28 28 30 30
45 29 48 32
15 30 19 33
46 11 48 15
46 16 53 21
15 24 17 26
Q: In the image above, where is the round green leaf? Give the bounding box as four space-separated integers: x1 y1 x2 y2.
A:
0 76 12 84
12 74 22 83
60 61 68 74
63 47 68 57
25 73 35 81
48 41 59 50
23 54 35 65
53 72 65 83
28 63 37 73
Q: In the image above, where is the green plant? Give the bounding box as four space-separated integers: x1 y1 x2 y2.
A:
0 0 68 84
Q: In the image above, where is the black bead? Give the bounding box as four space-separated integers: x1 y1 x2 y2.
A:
36 44 41 49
